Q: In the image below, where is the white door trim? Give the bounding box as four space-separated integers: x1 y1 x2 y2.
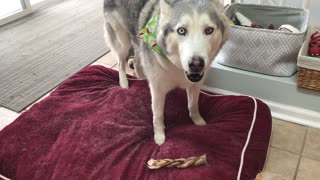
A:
0 0 62 26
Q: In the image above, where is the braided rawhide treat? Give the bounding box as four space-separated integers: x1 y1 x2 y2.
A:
147 155 207 169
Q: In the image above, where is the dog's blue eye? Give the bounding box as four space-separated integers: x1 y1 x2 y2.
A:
205 27 214 35
177 28 187 36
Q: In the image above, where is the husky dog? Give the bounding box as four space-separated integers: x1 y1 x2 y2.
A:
104 0 230 145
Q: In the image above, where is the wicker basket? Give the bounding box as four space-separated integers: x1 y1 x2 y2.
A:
298 68 320 91
297 25 320 91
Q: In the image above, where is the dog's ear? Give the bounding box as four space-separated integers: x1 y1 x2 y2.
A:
160 0 173 16
219 14 231 49
211 0 229 47
212 0 225 12
212 0 221 4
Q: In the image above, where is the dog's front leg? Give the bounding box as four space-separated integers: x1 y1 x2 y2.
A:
150 84 167 145
187 84 207 126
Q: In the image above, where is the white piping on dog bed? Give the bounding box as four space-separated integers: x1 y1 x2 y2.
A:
236 96 257 180
0 174 11 180
199 91 258 180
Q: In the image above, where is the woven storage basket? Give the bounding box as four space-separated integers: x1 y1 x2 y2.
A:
216 3 309 77
297 25 320 91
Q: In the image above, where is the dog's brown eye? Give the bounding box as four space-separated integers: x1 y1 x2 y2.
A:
205 27 214 35
177 27 187 36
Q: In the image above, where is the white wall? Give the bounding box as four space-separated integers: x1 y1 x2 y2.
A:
308 0 320 25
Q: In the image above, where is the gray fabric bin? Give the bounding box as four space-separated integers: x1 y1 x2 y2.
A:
216 3 309 77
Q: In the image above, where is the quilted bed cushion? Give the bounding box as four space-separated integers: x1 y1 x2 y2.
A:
0 65 272 180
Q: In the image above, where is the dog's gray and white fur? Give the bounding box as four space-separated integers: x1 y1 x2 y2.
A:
104 0 230 145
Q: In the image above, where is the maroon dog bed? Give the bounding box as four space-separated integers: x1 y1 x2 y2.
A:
0 65 271 180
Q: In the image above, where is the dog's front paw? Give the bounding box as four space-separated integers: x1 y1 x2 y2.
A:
119 77 129 89
154 133 165 145
192 116 207 126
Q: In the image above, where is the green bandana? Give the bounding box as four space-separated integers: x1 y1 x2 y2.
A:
138 13 165 57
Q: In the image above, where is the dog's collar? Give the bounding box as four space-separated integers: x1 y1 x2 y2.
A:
138 12 166 57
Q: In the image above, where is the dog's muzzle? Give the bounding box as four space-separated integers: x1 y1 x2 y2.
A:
185 71 204 82
185 56 205 82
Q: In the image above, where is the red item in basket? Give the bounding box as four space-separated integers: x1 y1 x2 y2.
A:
308 32 320 56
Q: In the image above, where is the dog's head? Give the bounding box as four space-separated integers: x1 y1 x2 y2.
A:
157 0 230 82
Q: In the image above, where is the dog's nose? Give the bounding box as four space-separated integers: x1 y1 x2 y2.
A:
188 56 205 72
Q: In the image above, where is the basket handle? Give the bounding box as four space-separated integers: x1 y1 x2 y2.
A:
232 0 309 9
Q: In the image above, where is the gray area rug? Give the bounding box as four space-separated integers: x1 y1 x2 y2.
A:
0 0 109 112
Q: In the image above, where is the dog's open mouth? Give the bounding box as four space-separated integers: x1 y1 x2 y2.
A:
185 71 204 82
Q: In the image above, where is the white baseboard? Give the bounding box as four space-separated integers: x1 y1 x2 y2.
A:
202 86 320 128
